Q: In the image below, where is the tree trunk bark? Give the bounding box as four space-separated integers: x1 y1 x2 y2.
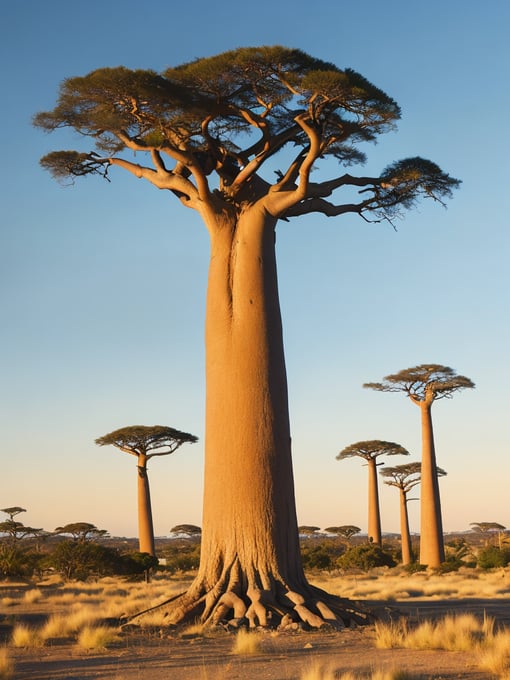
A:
419 403 445 567
399 489 413 565
129 206 371 628
367 458 382 545
137 456 156 557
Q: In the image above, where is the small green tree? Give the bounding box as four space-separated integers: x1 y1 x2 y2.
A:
95 425 198 556
324 526 361 542
470 522 506 549
54 522 108 542
336 441 409 545
364 365 474 568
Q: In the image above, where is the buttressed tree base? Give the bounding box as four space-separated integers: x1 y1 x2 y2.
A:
35 47 460 628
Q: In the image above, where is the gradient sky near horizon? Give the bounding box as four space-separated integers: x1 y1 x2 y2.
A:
1 0 509 540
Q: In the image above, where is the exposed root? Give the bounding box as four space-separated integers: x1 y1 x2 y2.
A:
124 573 374 631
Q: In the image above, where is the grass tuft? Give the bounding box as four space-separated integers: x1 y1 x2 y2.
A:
76 625 121 650
11 624 44 648
23 588 43 604
231 628 261 656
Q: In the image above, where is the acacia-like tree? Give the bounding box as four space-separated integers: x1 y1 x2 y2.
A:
35 47 459 627
336 441 409 545
170 524 202 537
364 364 474 568
470 522 506 549
381 462 446 565
324 525 361 542
1 507 26 521
95 426 198 556
54 522 108 542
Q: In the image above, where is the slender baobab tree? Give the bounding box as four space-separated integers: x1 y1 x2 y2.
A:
364 364 474 567
95 425 198 556
35 47 459 627
336 440 409 545
381 462 446 565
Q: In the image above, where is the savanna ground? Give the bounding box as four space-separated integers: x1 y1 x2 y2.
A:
2 568 510 680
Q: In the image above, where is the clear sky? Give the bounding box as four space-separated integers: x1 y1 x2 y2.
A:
1 0 509 539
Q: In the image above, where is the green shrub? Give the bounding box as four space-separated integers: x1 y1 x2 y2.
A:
336 543 396 570
477 546 510 569
160 542 200 573
0 543 41 579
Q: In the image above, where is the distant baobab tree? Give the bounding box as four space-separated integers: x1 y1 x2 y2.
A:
336 440 409 545
96 425 198 556
381 462 446 565
364 364 474 567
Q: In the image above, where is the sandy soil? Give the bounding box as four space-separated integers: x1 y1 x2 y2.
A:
5 596 510 680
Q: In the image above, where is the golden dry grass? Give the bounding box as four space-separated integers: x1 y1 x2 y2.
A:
0 647 14 680
11 624 44 648
231 628 262 655
300 666 413 680
76 625 121 650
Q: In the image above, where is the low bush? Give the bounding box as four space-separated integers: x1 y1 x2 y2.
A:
477 546 510 569
337 543 396 570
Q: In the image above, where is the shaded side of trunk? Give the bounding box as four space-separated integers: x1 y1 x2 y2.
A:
367 458 382 545
137 455 156 556
419 403 445 567
399 488 413 565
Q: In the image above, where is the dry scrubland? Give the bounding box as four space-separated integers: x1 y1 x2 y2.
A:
1 568 510 679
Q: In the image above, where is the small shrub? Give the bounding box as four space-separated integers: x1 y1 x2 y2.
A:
337 543 396 570
478 546 510 569
23 588 43 604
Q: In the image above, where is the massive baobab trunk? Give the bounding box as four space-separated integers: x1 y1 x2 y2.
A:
130 207 369 628
419 402 445 567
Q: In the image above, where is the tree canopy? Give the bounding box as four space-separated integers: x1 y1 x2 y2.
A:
337 440 409 462
95 425 198 458
363 364 475 405
34 46 460 226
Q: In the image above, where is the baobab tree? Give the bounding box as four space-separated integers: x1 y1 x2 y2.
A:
364 364 474 568
381 462 446 565
96 426 198 556
336 441 409 545
34 47 459 627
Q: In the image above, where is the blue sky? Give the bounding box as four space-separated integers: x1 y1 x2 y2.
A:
1 0 509 539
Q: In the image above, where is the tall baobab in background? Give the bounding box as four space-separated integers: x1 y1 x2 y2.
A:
95 426 198 556
381 462 446 565
35 47 459 627
336 440 409 545
364 364 474 568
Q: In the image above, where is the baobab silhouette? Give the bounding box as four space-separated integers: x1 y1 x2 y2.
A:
336 440 409 545
95 425 197 556
380 462 446 565
35 47 459 627
364 364 474 567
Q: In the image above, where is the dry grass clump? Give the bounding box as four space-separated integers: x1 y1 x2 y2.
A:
0 647 14 680
231 628 262 656
0 598 17 608
11 624 44 648
478 628 510 678
376 613 494 652
23 588 43 604
76 625 121 650
300 665 413 680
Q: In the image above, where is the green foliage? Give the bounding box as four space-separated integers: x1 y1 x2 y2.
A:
337 543 396 570
477 546 510 570
0 543 41 578
364 364 475 402
46 540 123 580
337 440 409 462
95 425 198 457
324 525 361 540
53 522 108 542
160 542 200 573
300 544 336 571
169 524 202 536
